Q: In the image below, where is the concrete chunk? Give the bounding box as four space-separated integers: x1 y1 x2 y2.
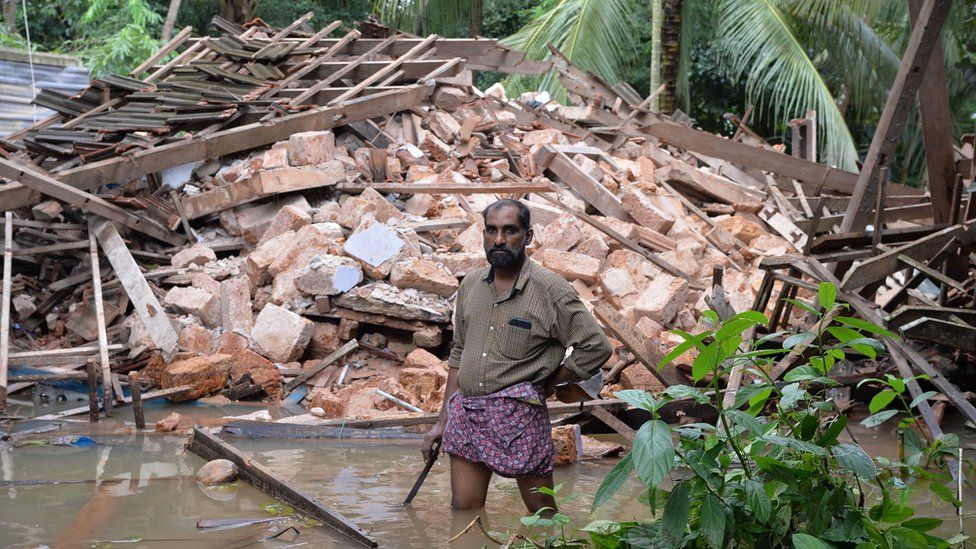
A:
257 205 311 246
627 274 689 325
219 276 253 336
620 188 675 234
533 249 601 284
163 286 220 327
160 354 232 401
171 244 216 269
287 130 335 166
251 303 314 362
390 258 459 297
343 221 405 268
295 254 363 296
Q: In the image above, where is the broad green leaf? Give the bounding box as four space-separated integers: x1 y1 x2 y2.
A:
662 385 709 404
745 386 773 415
818 282 836 310
591 453 634 511
929 482 961 506
632 420 674 488
798 413 819 441
826 326 864 344
692 344 723 382
868 389 897 414
702 310 720 324
780 382 806 410
727 409 764 436
661 482 690 545
716 318 759 342
901 517 943 532
744 478 770 523
909 391 938 408
817 415 847 446
869 500 914 523
784 331 816 349
700 493 726 549
834 316 898 338
613 390 659 413
860 409 898 428
660 333 705 369
885 526 928 546
887 376 906 394
731 310 768 324
784 365 823 382
793 533 830 549
784 298 820 315
832 443 878 479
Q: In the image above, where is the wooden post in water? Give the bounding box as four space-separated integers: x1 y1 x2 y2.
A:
87 359 98 423
88 227 112 416
129 371 145 429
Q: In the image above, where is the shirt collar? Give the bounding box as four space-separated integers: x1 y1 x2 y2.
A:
483 257 534 295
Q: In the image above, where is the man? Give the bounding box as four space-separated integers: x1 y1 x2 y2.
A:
422 199 612 513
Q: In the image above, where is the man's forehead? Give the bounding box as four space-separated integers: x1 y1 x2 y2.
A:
485 204 522 224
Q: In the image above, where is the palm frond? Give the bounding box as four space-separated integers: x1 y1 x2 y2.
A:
372 0 470 36
500 0 637 103
713 0 859 170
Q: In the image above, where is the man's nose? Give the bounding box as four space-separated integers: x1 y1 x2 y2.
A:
493 231 506 246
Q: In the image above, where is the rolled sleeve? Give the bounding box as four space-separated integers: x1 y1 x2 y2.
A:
553 292 612 379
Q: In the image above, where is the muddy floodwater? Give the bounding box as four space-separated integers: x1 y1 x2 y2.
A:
2 397 974 548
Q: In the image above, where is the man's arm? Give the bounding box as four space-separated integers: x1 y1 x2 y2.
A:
544 291 613 395
422 282 465 461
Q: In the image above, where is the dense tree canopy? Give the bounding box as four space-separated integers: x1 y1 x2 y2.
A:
0 0 972 185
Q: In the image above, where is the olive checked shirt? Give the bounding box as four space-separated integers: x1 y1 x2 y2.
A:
448 258 612 397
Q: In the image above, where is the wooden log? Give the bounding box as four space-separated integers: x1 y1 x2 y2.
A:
840 0 952 232
593 301 686 386
0 159 182 245
0 211 10 410
186 427 377 548
8 372 88 382
87 359 98 423
129 371 145 429
88 226 113 416
93 219 178 354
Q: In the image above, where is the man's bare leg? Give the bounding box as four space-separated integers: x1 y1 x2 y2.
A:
516 472 557 515
450 456 493 510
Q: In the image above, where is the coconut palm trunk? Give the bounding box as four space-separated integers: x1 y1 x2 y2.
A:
660 0 683 114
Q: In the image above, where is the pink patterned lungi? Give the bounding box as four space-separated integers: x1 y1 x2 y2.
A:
442 381 554 477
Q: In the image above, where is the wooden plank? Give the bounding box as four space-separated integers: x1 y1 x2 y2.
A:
284 339 358 392
536 146 631 220
841 221 976 290
9 343 124 361
12 240 89 256
0 85 435 209
886 306 976 330
642 121 859 193
336 182 553 195
88 226 113 415
92 219 178 354
659 161 765 205
129 25 193 76
589 404 636 441
593 301 686 386
0 159 182 245
0 212 10 409
840 0 952 232
186 427 377 548
909 0 956 224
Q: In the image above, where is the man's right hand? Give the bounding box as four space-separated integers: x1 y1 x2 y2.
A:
422 422 445 462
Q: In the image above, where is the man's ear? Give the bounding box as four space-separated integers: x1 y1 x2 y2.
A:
524 226 534 245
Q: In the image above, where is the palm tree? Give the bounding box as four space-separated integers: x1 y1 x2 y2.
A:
501 0 973 175
371 0 476 37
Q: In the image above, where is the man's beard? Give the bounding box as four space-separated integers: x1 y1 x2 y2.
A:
486 243 526 269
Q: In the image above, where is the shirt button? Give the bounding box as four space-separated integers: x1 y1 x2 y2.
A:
489 326 494 331
481 352 487 357
493 303 497 307
479 382 484 386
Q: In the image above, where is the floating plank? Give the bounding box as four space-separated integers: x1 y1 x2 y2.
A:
840 0 952 232
0 159 182 246
593 301 685 387
186 427 377 548
92 219 178 354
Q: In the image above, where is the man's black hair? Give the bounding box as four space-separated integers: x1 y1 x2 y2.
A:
482 199 531 231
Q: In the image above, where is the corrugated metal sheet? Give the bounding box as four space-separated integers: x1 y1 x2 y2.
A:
0 55 89 137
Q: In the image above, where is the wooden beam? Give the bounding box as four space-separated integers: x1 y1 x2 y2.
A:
536 145 632 220
92 219 178 354
0 85 435 209
841 221 976 291
642 121 859 193
284 339 357 392
34 385 191 420
186 427 377 548
593 301 686 386
840 0 952 232
0 159 182 245
589 403 636 441
0 212 10 410
337 182 554 195
89 226 113 416
909 0 956 224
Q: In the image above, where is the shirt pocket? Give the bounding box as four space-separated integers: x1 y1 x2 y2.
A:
497 322 533 360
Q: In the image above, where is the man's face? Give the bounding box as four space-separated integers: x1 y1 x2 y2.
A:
483 204 532 269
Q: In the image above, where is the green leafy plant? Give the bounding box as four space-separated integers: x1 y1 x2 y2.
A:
484 282 967 548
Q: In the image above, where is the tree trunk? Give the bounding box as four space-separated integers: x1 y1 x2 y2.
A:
649 0 662 111
219 0 251 25
2 0 16 33
161 0 182 41
660 0 683 115
469 0 483 37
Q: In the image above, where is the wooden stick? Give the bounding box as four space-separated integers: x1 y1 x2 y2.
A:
0 211 10 410
129 371 145 429
284 339 357 392
87 359 98 423
89 225 113 416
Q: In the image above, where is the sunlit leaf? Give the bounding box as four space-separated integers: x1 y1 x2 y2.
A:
818 283 837 310
591 453 634 511
832 443 878 479
860 409 898 428
632 420 674 488
868 389 897 414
